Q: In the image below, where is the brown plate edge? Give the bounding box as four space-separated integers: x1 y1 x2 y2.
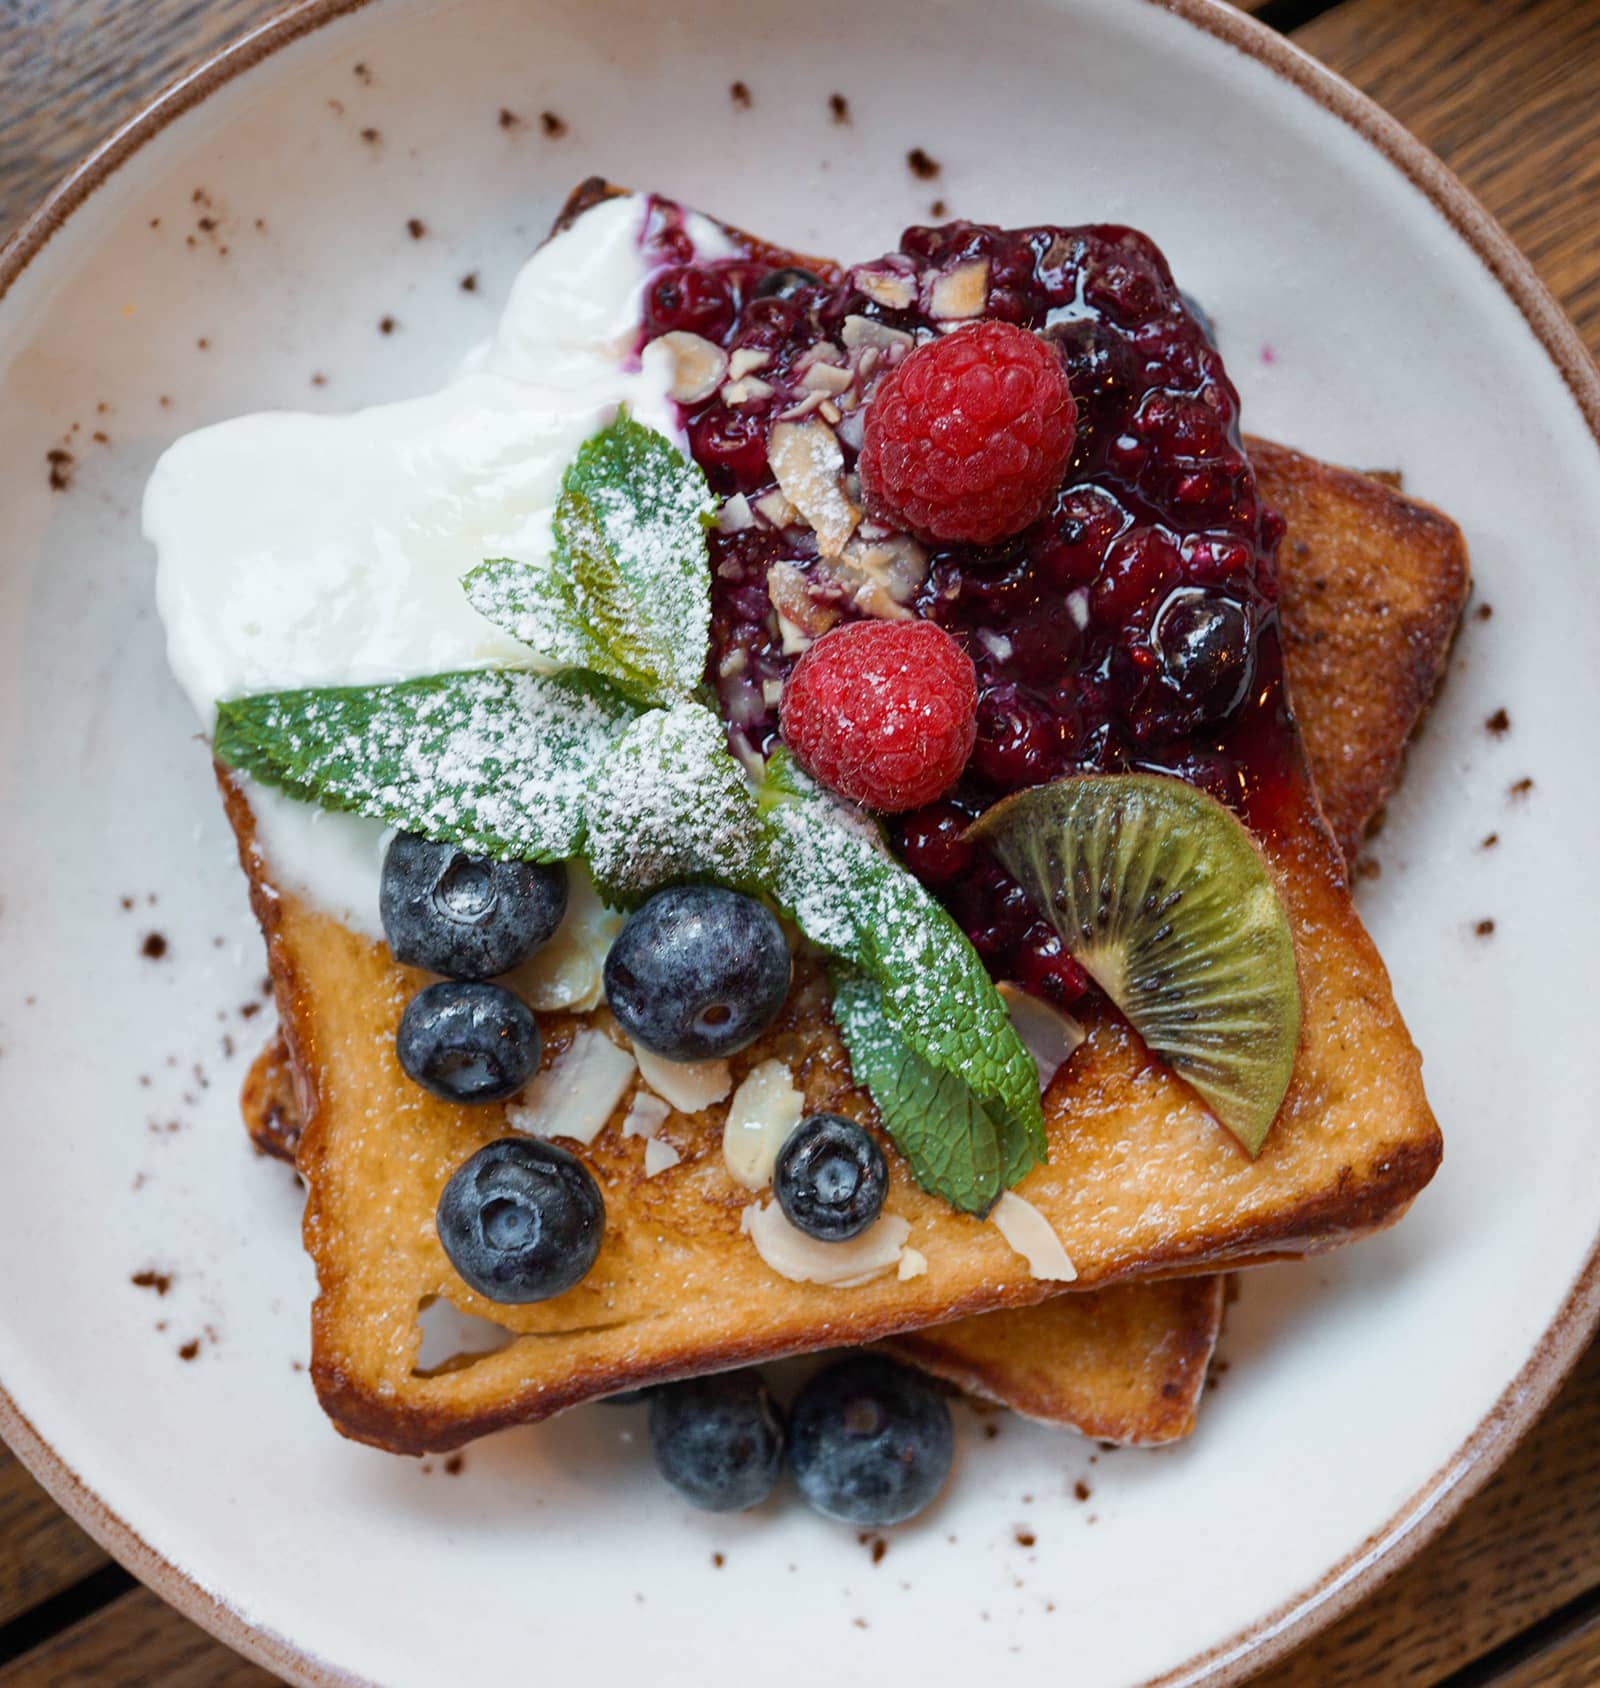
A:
0 2 1597 1686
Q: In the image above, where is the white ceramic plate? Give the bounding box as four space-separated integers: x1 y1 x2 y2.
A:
2 2 1598 1684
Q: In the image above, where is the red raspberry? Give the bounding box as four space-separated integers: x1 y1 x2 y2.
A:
859 321 1076 545
780 620 977 814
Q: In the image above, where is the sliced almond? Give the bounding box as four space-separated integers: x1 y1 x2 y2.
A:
657 331 729 403
842 313 915 356
727 346 771 379
800 360 855 395
768 418 860 558
721 375 774 406
927 258 990 320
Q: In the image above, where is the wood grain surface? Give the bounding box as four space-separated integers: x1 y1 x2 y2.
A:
1 1 1598 1685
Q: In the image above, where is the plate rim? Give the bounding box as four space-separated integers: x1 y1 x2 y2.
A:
1 2 1597 1684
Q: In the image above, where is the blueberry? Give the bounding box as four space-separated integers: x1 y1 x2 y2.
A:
380 832 567 980
603 886 791 1060
753 265 822 300
774 1114 888 1242
397 981 541 1104
1152 588 1254 721
648 1371 785 1512
789 1356 953 1526
436 1137 604 1303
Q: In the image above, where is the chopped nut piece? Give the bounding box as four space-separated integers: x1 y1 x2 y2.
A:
727 347 772 379
841 313 915 355
777 390 829 422
656 330 728 402
926 258 990 320
717 492 755 532
819 399 842 425
721 376 774 406
813 534 928 622
853 266 917 310
754 489 799 528
761 677 786 708
801 360 855 395
768 418 861 557
767 560 840 651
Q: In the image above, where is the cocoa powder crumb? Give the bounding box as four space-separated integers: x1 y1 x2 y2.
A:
1486 708 1510 736
829 93 851 124
498 107 522 130
1014 1528 1036 1547
907 147 941 179
444 1454 465 1475
1482 832 1499 849
178 1339 200 1361
406 217 427 239
930 199 948 217
360 127 381 145
141 932 168 960
46 449 75 491
1510 777 1534 798
1475 602 1493 621
711 1551 725 1567
541 111 568 138
729 81 751 109
132 1270 172 1295
379 315 397 335
460 271 480 293
1475 919 1496 937
1073 1480 1091 1502
354 62 373 83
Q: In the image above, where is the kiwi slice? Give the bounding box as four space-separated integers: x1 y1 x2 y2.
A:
970 774 1300 1156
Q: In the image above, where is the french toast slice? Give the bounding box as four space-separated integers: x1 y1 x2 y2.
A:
240 444 1466 1445
223 419 1460 1455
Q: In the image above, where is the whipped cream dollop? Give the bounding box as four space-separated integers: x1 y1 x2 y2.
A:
146 192 732 938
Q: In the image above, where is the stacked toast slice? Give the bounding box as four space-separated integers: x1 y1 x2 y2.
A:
216 184 1464 1458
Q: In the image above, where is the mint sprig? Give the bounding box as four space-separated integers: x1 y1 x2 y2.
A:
464 409 715 704
213 413 1050 1214
214 669 633 861
762 751 1046 1199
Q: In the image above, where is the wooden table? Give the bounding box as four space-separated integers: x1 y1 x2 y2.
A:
2 0 1598 1681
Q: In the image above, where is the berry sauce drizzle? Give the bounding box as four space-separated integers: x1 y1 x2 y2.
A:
638 196 1294 1008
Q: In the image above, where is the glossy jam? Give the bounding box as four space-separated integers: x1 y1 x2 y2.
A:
639 199 1293 1005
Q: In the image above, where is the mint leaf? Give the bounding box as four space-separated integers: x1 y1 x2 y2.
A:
464 412 715 703
761 750 1047 1183
585 700 771 907
832 968 1009 1215
215 669 635 861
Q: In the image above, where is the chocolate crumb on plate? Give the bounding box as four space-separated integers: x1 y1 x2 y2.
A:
1510 777 1534 798
460 271 480 293
1475 919 1496 937
141 932 168 959
498 107 521 130
406 217 427 239
729 81 751 108
541 111 568 138
379 315 397 335
46 448 75 491
178 1339 201 1361
829 92 851 123
907 147 941 179
1475 602 1494 621
1486 707 1510 735
131 1270 172 1295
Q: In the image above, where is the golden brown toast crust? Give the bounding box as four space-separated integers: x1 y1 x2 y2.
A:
1250 438 1471 861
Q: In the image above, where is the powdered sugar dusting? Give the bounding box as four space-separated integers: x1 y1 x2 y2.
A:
585 701 769 905
216 668 632 861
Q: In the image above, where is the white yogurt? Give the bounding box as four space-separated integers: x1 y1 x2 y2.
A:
146 193 733 932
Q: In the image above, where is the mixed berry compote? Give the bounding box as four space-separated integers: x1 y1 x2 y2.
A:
637 197 1294 1009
